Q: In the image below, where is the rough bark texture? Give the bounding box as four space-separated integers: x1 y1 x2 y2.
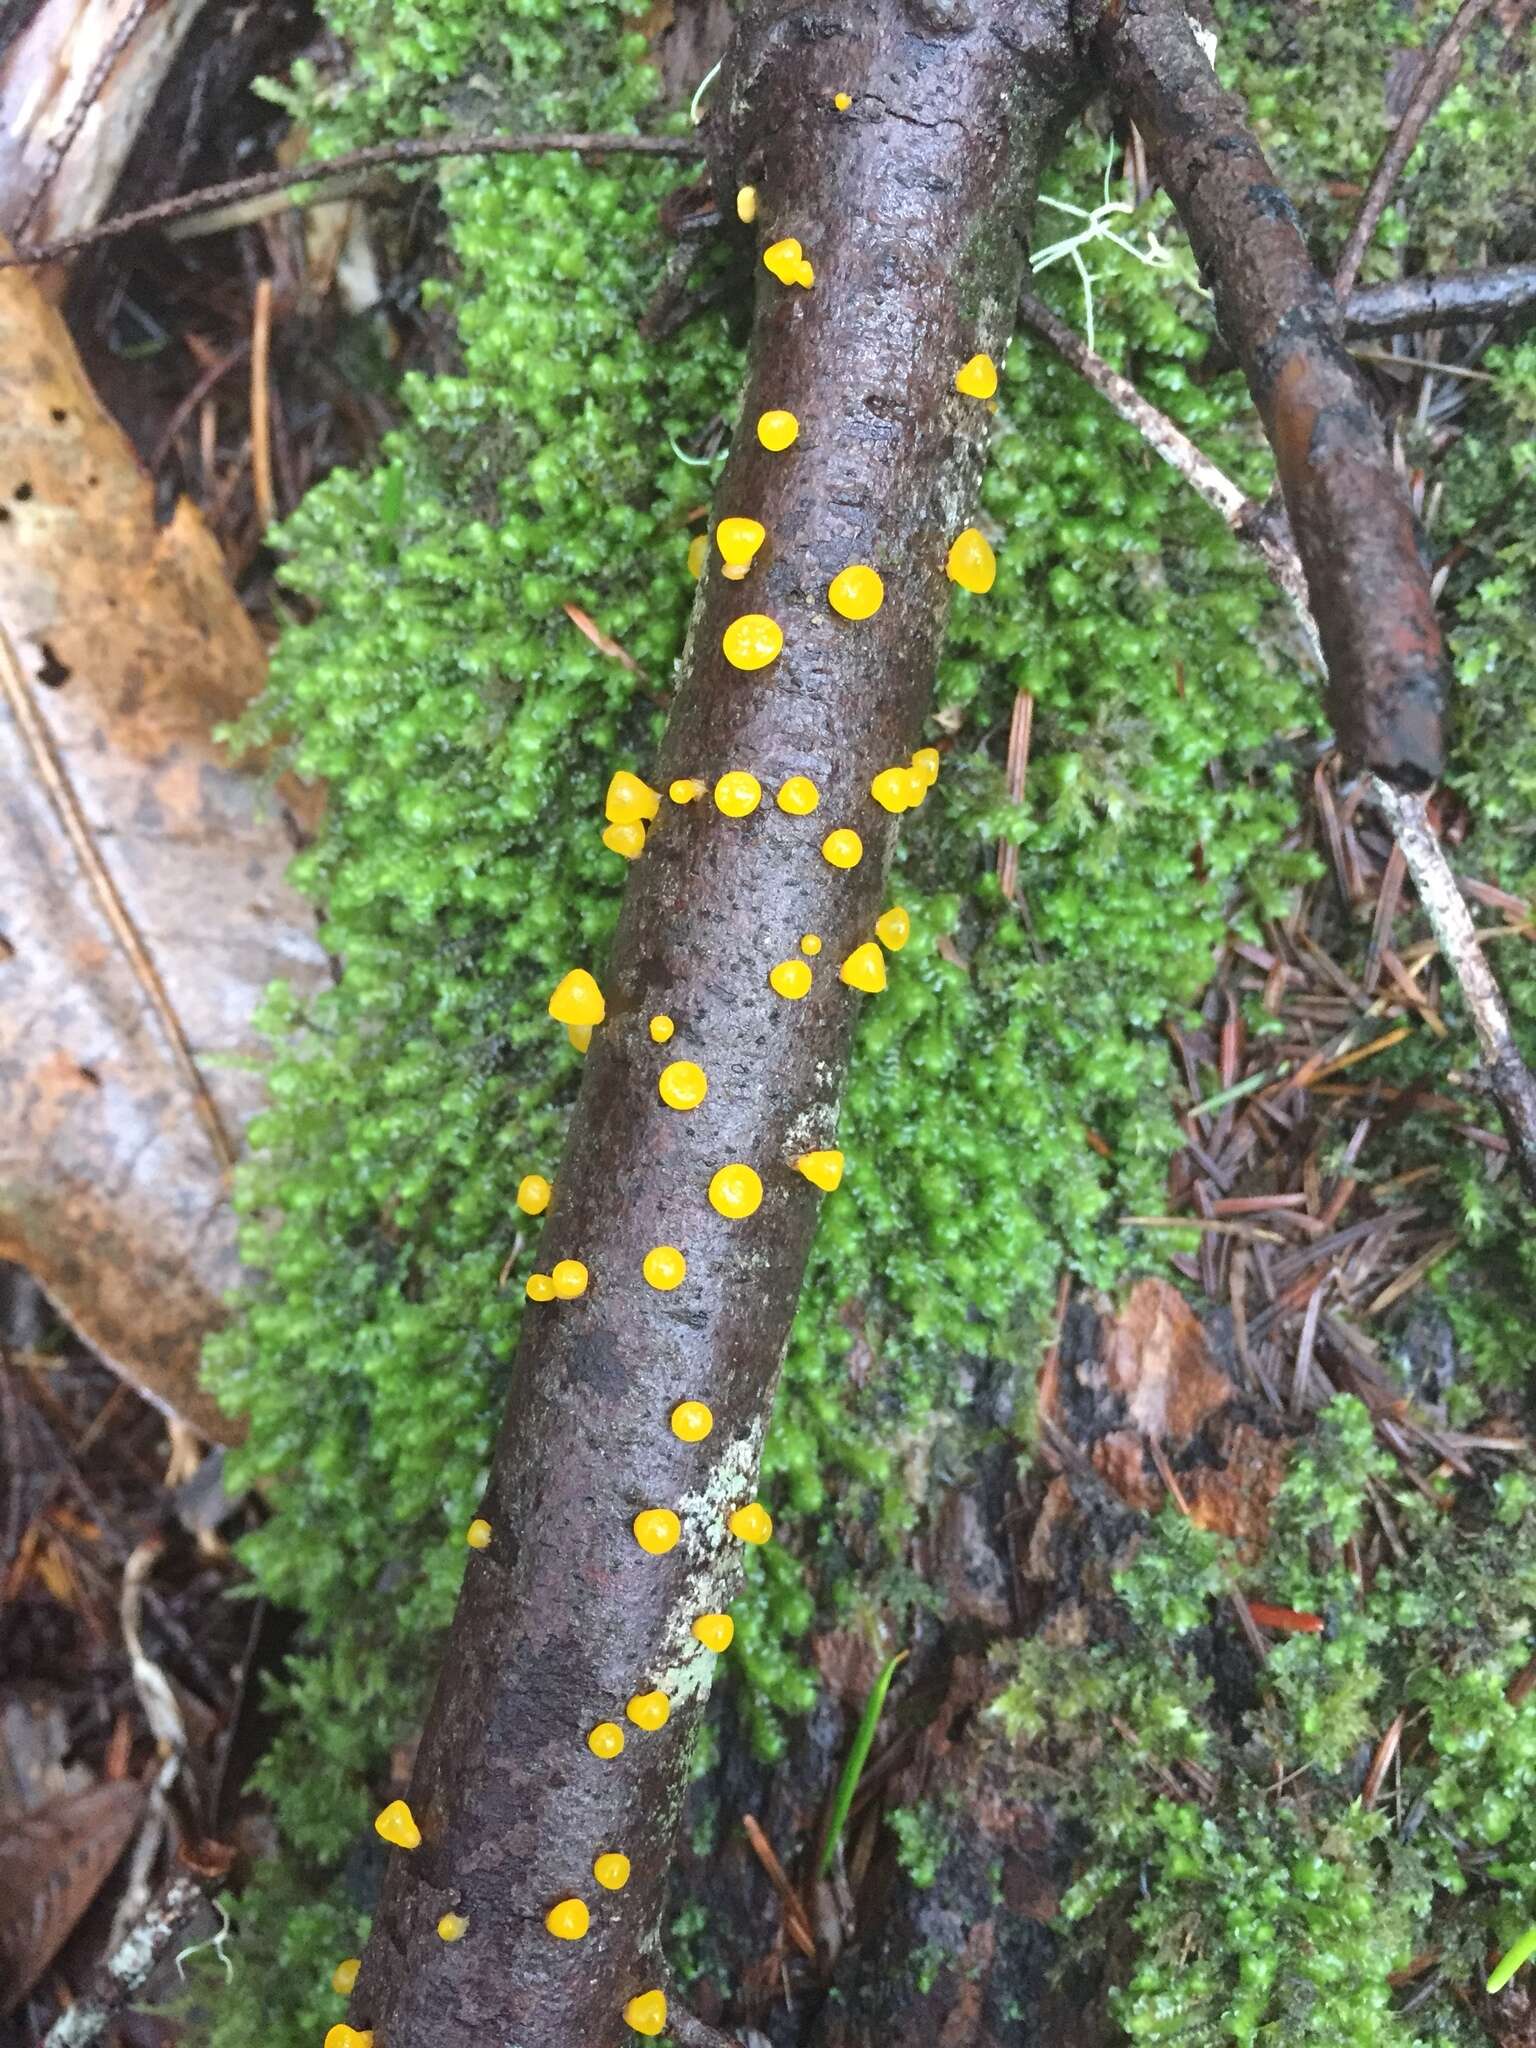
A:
1091 0 1450 790
349 7 1083 2045
1343 260 1536 339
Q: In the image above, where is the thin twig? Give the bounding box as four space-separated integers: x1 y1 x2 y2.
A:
0 622 237 1176
14 0 152 239
0 131 707 269
1333 0 1501 299
42 1870 206 2048
250 278 274 530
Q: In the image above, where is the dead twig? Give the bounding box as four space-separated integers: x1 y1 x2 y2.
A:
42 1871 207 2048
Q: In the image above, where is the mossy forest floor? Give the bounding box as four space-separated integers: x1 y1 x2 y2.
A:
7 1 1536 2043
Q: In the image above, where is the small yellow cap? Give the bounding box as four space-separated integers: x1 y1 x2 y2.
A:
545 1898 590 1941
624 1990 668 2037
602 820 646 860
840 942 888 993
828 564 884 620
709 1163 763 1219
757 409 799 452
567 1021 592 1054
875 906 911 951
588 1720 625 1757
633 1509 681 1555
525 1272 555 1302
325 2028 373 2048
821 828 863 869
605 770 661 825
548 968 605 1029
955 353 999 399
373 1799 421 1850
516 1173 551 1215
946 526 996 594
551 1259 589 1299
870 766 913 813
644 1246 687 1291
437 1913 468 1942
717 517 766 573
594 1852 631 1891
669 777 704 804
769 959 813 1000
626 1689 671 1731
834 90 852 109
714 771 763 818
801 933 822 955
687 532 708 578
736 185 758 223
911 745 941 786
763 236 808 285
331 1959 361 1996
693 1612 735 1652
794 259 814 287
729 1502 774 1545
670 1400 714 1442
465 1517 492 1549
794 1149 845 1191
776 774 820 815
659 1059 708 1111
722 615 783 672
649 1014 675 1043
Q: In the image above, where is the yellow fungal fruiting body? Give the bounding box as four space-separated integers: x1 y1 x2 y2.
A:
834 90 852 109
605 770 661 825
841 942 888 993
373 1799 421 1850
912 744 940 787
729 1502 774 1545
567 1022 592 1054
644 1246 687 1292
325 2028 373 2048
828 564 884 620
693 1612 735 1653
670 1400 714 1442
876 905 911 951
763 237 812 287
588 1720 626 1758
821 828 863 869
776 774 820 815
669 777 704 804
903 765 928 807
736 184 757 223
649 1014 674 1044
626 1689 671 1731
955 352 999 399
870 766 914 813
687 532 708 578
714 771 762 818
548 968 605 1029
526 1273 555 1302
602 821 646 860
465 1518 492 1549
801 933 822 956
756 409 799 452
546 1899 590 1942
633 1509 681 1555
594 1852 631 1891
716 517 766 580
709 1163 764 1219
625 1990 668 2037
437 1913 468 1942
331 1959 361 1996
722 614 783 672
551 1259 589 1299
516 1173 551 1216
946 526 996 593
769 959 813 1000
795 1149 845 1191
658 1059 708 1110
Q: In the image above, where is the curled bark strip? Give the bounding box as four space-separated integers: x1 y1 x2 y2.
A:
349 8 1083 2046
1093 0 1449 789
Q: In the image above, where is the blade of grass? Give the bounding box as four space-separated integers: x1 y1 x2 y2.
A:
818 1649 908 1878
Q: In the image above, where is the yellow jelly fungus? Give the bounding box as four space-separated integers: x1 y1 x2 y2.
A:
801 933 822 955
762 236 803 285
769 958 813 1000
548 968 605 1029
946 525 997 594
546 1899 590 1942
331 1959 361 1996
795 1149 845 1191
602 821 646 861
588 1720 626 1758
669 777 704 804
594 1852 631 1891
671 1400 714 1442
828 564 885 620
644 1245 687 1292
875 906 911 951
716 517 766 580
626 1689 671 1731
373 1799 421 1850
821 828 863 869
841 942 888 994
903 766 928 808
757 408 799 452
912 744 940 786
649 1014 674 1044
776 774 820 815
567 1022 592 1054
325 2029 372 2048
633 1509 681 1555
687 532 708 578
551 1259 589 1299
605 770 661 825
693 1612 735 1653
658 1059 708 1111
709 1163 763 1219
625 1990 668 2037
465 1518 492 1549
870 766 913 813
834 90 852 109
722 614 783 672
526 1272 555 1302
736 184 758 223
955 353 999 399
437 1913 468 1943
714 771 763 818
794 259 815 287
516 1173 551 1216
729 1502 774 1545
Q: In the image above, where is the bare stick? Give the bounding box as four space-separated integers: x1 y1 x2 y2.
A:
0 131 707 270
1333 0 1500 300
42 1872 206 2048
1345 262 1536 339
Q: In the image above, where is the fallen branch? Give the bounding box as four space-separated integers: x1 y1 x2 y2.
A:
1344 262 1536 340
42 1871 206 2048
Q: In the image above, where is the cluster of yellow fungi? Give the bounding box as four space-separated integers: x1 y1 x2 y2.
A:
336 171 999 2042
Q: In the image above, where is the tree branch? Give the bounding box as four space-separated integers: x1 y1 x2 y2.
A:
1344 261 1536 340
1093 0 1448 791
345 8 1085 2046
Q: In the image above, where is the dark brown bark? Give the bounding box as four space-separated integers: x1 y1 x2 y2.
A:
1091 0 1449 791
1344 260 1536 339
348 7 1084 2046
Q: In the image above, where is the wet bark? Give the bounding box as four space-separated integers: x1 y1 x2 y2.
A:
349 7 1084 2045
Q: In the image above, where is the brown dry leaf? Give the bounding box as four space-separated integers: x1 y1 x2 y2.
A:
0 1778 144 2012
0 248 327 1441
1102 1277 1232 1441
561 601 642 675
